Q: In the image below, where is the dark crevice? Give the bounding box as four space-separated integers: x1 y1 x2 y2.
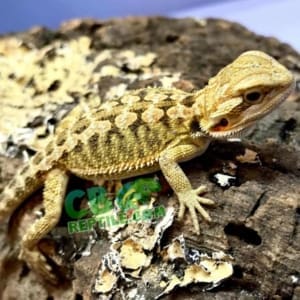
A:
291 207 300 240
165 34 179 43
27 116 44 128
75 294 83 300
247 192 267 218
19 264 30 279
233 265 244 278
279 118 297 141
120 64 143 74
46 117 57 126
47 79 61 92
224 223 262 245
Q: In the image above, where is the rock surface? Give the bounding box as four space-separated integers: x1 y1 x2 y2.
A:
0 17 299 299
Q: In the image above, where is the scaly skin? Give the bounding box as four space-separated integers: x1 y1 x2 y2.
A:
0 51 295 281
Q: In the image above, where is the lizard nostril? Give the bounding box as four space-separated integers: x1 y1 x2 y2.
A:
211 118 229 132
219 118 228 127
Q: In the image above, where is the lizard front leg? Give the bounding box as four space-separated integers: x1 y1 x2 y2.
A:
19 168 68 282
159 145 215 234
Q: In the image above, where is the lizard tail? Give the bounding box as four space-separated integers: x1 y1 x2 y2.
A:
0 162 46 222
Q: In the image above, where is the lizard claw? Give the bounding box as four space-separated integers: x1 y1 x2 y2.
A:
19 248 57 283
177 185 215 234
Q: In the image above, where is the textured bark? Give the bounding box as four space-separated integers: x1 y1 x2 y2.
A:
0 17 299 300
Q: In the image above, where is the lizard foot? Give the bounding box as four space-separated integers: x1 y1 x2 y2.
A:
177 185 215 234
19 247 57 283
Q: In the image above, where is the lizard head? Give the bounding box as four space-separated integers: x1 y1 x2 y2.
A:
198 50 295 138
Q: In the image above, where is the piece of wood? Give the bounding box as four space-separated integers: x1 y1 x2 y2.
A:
0 17 299 299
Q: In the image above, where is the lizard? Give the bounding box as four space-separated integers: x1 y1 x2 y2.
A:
0 50 295 282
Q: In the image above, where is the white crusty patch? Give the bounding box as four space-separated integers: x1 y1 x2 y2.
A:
99 65 120 77
105 83 128 100
213 173 236 188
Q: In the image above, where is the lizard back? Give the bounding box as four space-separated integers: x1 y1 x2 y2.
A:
51 88 198 179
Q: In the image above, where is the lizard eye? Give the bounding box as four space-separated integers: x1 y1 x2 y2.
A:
244 90 264 103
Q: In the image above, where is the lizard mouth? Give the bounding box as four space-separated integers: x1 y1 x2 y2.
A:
209 118 248 138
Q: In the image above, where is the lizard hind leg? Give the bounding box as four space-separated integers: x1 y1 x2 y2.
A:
106 180 123 196
19 168 69 283
0 165 44 222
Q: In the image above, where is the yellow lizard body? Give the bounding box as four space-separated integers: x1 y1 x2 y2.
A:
0 50 294 281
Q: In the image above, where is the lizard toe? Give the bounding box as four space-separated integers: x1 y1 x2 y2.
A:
195 185 208 194
194 198 212 221
177 189 214 234
178 202 186 219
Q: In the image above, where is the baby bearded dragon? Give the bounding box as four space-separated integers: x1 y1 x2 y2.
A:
0 50 294 281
